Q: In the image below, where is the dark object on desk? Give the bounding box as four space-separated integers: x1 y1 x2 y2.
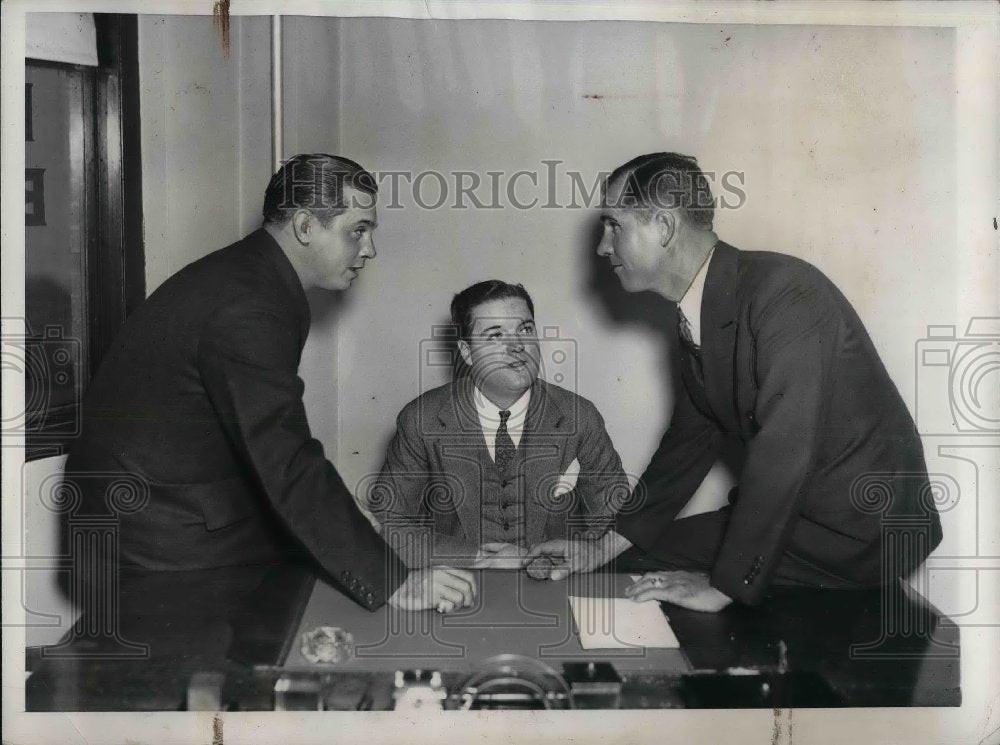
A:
563 662 623 709
457 655 573 710
680 670 843 708
526 555 557 580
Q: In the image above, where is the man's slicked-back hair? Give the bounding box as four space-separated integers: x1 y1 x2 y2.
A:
606 152 715 230
262 153 378 226
451 280 535 341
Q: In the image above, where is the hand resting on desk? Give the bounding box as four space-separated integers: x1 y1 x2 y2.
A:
625 570 732 613
388 567 477 614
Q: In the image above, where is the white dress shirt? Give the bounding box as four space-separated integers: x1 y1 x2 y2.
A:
473 386 531 461
677 246 715 348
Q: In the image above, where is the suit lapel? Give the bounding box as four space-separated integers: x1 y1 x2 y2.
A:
435 376 492 542
520 381 566 546
700 242 740 431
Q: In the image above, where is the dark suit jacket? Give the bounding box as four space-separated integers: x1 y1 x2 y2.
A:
371 376 629 567
66 229 406 610
616 242 941 604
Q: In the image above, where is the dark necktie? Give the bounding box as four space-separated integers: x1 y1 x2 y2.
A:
677 307 700 353
677 307 705 386
495 410 516 471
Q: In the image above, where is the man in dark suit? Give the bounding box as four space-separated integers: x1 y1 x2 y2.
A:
66 154 475 613
370 280 629 570
527 152 941 612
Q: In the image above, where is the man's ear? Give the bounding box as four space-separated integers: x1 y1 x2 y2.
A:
457 339 473 367
655 209 676 247
291 209 313 245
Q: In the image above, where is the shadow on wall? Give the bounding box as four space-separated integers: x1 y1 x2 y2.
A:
581 213 679 404
580 214 744 491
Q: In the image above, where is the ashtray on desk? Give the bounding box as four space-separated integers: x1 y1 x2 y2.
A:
300 626 354 665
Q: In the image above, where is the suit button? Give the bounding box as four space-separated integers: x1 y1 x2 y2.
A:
503 523 510 531
365 592 375 604
501 501 508 510
743 577 751 585
746 411 755 421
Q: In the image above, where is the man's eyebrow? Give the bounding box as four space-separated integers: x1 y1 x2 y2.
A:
478 324 502 335
355 219 377 228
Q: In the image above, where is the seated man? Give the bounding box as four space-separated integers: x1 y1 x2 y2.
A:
370 280 629 569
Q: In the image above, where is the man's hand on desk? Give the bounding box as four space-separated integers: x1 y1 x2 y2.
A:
388 567 477 613
524 530 633 581
624 571 732 613
473 542 528 570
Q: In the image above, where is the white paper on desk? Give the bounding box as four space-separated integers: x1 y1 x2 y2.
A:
568 595 679 649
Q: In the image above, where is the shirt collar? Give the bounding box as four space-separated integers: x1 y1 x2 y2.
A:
473 385 531 432
678 245 715 342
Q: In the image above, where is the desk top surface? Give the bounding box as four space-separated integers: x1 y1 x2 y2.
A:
282 571 690 674
26 561 961 710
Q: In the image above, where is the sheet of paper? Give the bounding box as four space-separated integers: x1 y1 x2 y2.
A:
568 595 679 649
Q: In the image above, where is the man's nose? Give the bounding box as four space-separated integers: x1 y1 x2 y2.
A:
596 230 612 257
361 236 376 259
507 337 525 352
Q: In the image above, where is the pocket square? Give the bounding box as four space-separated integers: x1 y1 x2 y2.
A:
552 458 580 496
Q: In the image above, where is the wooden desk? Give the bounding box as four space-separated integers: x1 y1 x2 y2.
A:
25 561 960 710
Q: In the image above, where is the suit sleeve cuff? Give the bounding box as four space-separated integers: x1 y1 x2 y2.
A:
710 556 769 606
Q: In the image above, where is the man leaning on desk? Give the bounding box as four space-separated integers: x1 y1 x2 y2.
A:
64 154 476 614
527 152 943 613
370 280 630 571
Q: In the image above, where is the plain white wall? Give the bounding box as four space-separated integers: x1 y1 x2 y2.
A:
282 16 345 458
140 15 273 291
